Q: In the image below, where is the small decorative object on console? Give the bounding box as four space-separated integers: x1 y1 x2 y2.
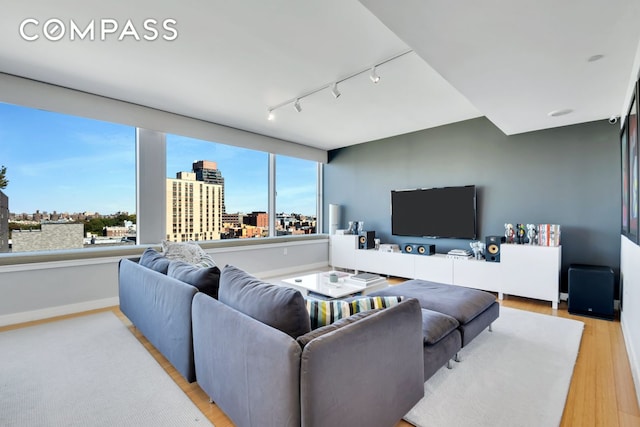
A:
526 224 537 245
346 221 356 235
469 241 485 260
504 223 515 243
516 223 526 244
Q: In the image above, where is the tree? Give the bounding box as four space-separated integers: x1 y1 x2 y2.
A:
0 165 7 190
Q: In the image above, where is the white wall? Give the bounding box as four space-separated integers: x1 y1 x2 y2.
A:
621 236 640 407
620 38 640 408
0 238 329 326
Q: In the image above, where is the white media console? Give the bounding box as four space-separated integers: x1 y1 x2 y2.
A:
330 235 561 309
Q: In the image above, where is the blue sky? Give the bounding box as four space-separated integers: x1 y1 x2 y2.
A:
0 102 317 216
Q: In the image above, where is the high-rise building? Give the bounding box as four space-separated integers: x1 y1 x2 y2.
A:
166 171 223 242
0 190 8 252
192 160 225 213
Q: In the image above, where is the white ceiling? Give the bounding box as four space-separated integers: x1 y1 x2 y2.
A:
0 0 639 151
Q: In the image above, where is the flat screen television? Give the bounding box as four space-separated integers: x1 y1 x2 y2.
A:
391 185 477 239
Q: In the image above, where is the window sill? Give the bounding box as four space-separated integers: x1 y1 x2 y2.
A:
0 234 329 268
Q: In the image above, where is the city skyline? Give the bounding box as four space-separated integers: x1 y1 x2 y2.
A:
1 102 318 216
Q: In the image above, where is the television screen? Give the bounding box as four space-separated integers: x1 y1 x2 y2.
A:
391 185 477 239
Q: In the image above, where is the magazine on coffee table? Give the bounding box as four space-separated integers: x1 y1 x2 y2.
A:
349 272 383 283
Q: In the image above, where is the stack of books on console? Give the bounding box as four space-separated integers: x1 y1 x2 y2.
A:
347 272 385 287
446 249 473 260
538 224 561 247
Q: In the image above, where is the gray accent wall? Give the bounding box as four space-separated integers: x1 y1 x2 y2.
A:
324 117 620 292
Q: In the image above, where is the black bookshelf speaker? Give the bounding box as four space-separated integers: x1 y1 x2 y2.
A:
402 243 435 255
358 231 375 249
568 264 615 320
485 236 506 262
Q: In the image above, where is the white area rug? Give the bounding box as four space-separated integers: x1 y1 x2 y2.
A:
404 306 584 427
0 312 212 427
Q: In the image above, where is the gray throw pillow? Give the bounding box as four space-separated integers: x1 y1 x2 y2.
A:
138 248 170 274
218 265 311 339
168 260 221 299
296 309 381 348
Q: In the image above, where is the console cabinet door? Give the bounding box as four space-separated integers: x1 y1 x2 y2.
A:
453 259 503 293
355 249 414 278
329 235 357 269
413 255 454 284
501 245 561 304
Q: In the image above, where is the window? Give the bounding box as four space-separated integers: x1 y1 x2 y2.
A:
275 155 318 236
0 102 136 253
166 134 268 241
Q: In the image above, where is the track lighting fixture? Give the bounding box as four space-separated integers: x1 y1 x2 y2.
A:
265 49 412 120
369 66 380 84
331 82 341 98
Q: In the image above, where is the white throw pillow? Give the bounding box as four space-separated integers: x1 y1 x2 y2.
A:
161 240 216 268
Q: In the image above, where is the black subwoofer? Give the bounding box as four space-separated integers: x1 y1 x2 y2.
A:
568 264 615 320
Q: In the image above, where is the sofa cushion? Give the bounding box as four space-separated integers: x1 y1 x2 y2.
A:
371 280 496 325
161 240 216 268
138 248 170 274
296 309 381 348
421 308 460 345
218 265 311 339
168 260 221 299
306 296 405 329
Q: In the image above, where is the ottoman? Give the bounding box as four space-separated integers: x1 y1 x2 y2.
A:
371 279 499 347
419 308 462 381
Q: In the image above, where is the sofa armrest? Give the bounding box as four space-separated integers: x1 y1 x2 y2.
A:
118 258 198 382
300 298 424 427
192 293 302 427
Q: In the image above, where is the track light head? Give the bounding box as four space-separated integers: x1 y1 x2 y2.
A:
331 83 341 98
369 66 380 84
294 99 302 113
267 109 275 121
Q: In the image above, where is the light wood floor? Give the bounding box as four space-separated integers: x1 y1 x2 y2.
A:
3 295 639 426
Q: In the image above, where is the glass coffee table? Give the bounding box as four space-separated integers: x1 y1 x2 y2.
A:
281 271 388 299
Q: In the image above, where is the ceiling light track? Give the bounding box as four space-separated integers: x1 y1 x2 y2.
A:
266 49 413 120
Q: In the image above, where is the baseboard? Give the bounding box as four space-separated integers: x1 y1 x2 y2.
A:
621 314 640 409
0 297 120 327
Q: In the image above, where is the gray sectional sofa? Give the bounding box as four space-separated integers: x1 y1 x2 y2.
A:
192 265 425 427
118 247 500 427
118 247 221 383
